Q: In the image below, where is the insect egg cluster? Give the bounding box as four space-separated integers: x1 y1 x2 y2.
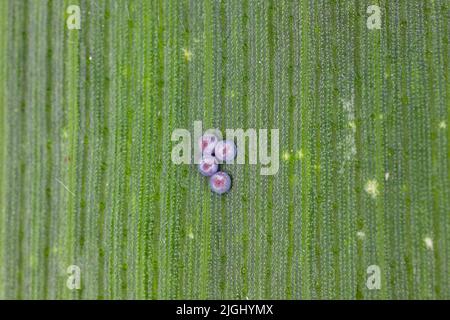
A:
197 134 236 194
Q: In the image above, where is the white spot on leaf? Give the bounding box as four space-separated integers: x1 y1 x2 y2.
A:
182 48 192 61
338 95 356 163
424 237 433 250
364 179 379 198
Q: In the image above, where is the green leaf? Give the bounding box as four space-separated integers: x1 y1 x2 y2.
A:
0 0 449 299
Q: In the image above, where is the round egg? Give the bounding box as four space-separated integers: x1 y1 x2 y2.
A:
198 155 219 176
214 140 237 162
198 133 218 155
209 171 232 194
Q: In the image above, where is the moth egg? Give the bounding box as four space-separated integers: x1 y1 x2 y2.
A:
214 140 237 162
198 133 218 155
209 171 232 194
198 155 219 177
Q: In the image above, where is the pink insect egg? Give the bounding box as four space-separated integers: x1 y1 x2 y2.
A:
198 155 219 177
209 171 232 194
198 133 218 155
214 140 237 162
